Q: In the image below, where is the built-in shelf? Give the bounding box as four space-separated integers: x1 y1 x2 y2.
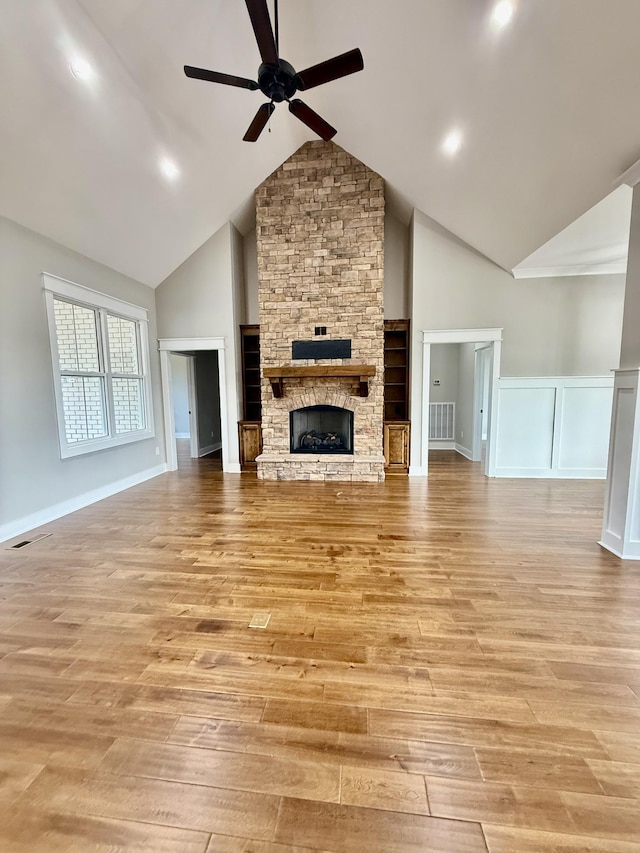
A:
384 319 410 421
263 365 376 399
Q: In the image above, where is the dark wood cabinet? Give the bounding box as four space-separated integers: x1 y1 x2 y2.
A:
384 319 410 422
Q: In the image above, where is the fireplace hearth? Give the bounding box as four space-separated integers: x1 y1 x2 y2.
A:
290 405 353 455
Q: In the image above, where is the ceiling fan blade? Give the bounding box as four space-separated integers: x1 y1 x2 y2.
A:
243 102 276 142
184 65 258 90
245 0 279 66
295 48 364 91
288 99 337 141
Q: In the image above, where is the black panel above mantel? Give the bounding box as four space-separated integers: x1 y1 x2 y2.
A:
292 340 351 360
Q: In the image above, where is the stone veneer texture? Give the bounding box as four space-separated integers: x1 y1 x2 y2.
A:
255 140 385 482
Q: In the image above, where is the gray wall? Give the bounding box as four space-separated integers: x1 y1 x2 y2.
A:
621 186 640 368
155 221 243 469
384 213 410 319
0 216 164 534
409 208 625 470
429 344 459 404
243 228 259 326
195 351 222 451
411 209 624 377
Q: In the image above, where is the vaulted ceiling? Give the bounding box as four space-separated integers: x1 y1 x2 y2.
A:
2 0 640 286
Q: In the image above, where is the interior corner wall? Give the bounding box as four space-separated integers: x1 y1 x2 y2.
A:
384 213 409 319
243 228 260 326
0 216 165 540
155 221 242 469
620 185 640 368
409 208 625 469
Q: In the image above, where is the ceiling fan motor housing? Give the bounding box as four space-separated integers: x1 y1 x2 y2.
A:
258 59 298 102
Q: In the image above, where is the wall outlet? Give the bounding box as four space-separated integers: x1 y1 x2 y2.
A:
155 446 160 456
210 431 214 438
460 431 463 439
433 379 440 386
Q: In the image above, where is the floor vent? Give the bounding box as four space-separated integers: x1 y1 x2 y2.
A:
429 402 455 440
6 533 51 550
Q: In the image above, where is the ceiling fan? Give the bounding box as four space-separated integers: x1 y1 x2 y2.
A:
184 0 364 142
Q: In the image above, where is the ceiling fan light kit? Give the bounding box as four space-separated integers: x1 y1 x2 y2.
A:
184 0 364 142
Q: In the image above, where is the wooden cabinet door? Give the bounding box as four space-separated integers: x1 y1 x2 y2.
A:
384 421 410 473
239 421 262 469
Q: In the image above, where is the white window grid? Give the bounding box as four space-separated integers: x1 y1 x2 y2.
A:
43 273 154 458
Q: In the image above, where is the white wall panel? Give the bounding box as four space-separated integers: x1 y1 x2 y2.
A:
557 385 614 473
496 387 556 471
495 377 613 478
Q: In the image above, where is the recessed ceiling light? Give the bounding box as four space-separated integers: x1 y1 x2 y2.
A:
159 157 180 182
491 1 515 29
442 129 463 157
69 56 93 81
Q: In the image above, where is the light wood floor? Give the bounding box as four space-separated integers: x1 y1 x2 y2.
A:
1 452 640 851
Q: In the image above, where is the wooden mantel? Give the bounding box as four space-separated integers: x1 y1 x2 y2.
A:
263 365 376 399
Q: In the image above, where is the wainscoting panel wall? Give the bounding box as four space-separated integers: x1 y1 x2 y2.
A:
494 376 614 478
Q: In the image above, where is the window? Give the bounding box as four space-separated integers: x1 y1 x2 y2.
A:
44 273 153 458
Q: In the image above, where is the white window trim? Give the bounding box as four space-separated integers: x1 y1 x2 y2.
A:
43 272 154 459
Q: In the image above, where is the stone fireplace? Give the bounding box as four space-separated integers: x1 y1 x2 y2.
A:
255 141 385 482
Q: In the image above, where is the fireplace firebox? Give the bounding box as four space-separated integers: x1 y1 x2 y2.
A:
290 405 354 455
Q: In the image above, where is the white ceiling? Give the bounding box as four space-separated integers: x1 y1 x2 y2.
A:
2 0 640 287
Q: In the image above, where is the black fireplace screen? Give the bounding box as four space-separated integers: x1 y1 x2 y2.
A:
290 405 354 454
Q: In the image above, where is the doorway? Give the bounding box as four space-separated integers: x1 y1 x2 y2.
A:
415 328 503 477
159 337 236 473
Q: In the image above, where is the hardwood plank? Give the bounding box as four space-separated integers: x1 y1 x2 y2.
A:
595 730 640 764
25 766 281 840
0 757 44 805
0 723 114 770
586 759 640 798
369 709 609 759
99 737 340 803
274 797 487 852
340 765 430 814
205 837 320 853
426 776 575 833
529 700 640 734
262 699 368 734
0 805 210 853
483 824 640 852
474 747 603 794
563 790 640 842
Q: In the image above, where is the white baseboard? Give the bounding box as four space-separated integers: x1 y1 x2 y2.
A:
429 440 456 450
224 462 242 474
495 467 607 479
175 432 190 439
599 535 640 560
198 441 222 457
455 443 474 460
0 463 168 544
